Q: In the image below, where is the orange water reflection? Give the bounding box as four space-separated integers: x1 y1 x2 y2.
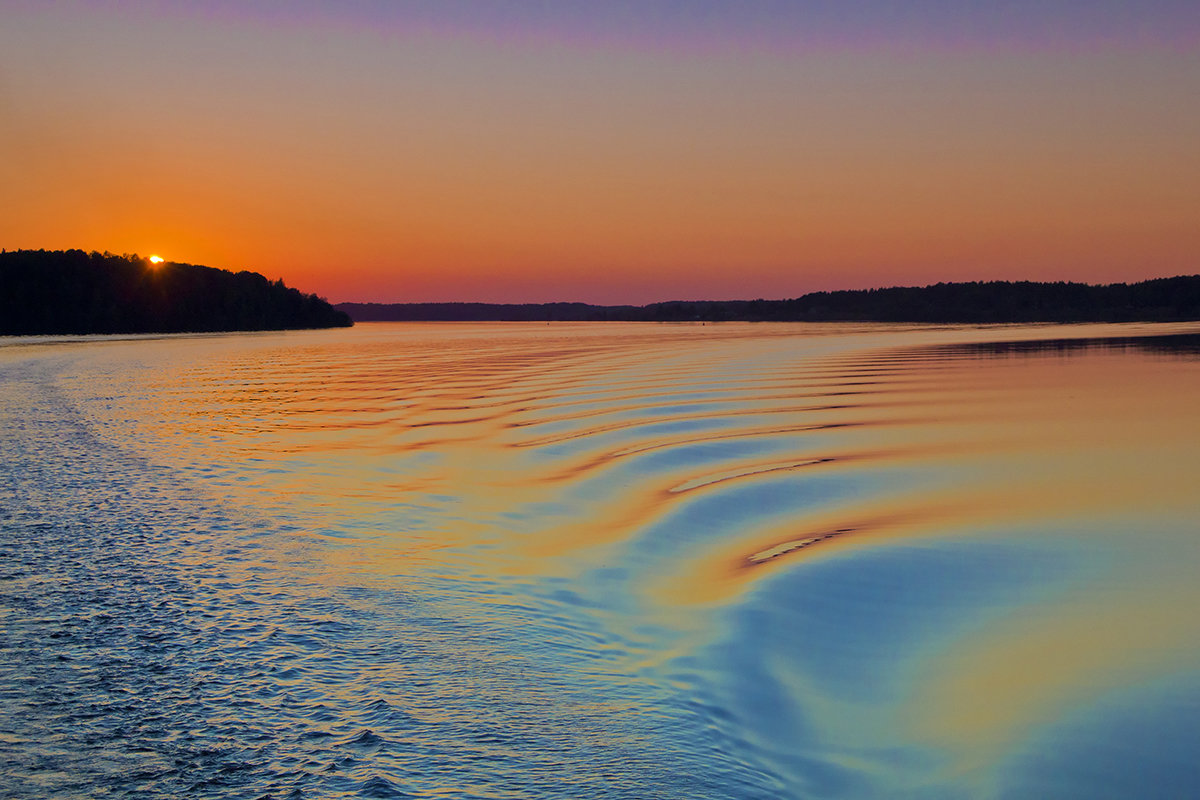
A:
19 320 1200 796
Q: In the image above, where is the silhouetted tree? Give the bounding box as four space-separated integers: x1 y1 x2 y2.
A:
335 276 1200 324
0 250 352 335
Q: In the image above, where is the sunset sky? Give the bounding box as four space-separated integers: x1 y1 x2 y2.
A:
2 1 1198 304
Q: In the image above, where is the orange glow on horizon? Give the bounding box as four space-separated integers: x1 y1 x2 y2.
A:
2 8 1197 304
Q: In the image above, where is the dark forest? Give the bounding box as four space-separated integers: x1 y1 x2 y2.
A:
339 275 1200 323
1 250 352 335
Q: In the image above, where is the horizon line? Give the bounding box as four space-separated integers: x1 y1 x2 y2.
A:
330 272 1200 308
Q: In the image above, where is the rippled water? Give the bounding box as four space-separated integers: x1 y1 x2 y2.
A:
2 321 1198 799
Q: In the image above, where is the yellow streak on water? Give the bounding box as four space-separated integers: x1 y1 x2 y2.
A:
11 321 1199 795
911 578 1200 771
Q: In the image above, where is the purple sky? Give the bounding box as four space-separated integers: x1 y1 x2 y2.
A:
118 0 1200 49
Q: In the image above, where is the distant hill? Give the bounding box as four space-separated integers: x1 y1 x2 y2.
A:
338 276 1200 324
1 249 352 335
338 301 642 322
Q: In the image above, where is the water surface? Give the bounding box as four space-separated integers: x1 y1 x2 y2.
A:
2 322 1198 798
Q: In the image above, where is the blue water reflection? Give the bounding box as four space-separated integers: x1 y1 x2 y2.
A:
1 322 1197 798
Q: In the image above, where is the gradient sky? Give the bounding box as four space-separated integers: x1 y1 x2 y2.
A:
2 1 1198 303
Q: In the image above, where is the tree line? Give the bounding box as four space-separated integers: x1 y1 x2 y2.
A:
1 249 351 335
337 275 1200 323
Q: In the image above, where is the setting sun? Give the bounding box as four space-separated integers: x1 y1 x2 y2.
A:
149 255 164 264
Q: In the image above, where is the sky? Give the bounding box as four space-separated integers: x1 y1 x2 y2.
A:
2 1 1198 304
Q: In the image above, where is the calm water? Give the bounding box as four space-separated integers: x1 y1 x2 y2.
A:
1 321 1198 799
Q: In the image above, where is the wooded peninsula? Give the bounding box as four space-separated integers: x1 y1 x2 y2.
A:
1 250 351 335
339 275 1200 323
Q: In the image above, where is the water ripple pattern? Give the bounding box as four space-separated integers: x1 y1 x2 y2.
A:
2 322 1199 798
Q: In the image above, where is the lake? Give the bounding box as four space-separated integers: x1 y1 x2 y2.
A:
2 321 1198 799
